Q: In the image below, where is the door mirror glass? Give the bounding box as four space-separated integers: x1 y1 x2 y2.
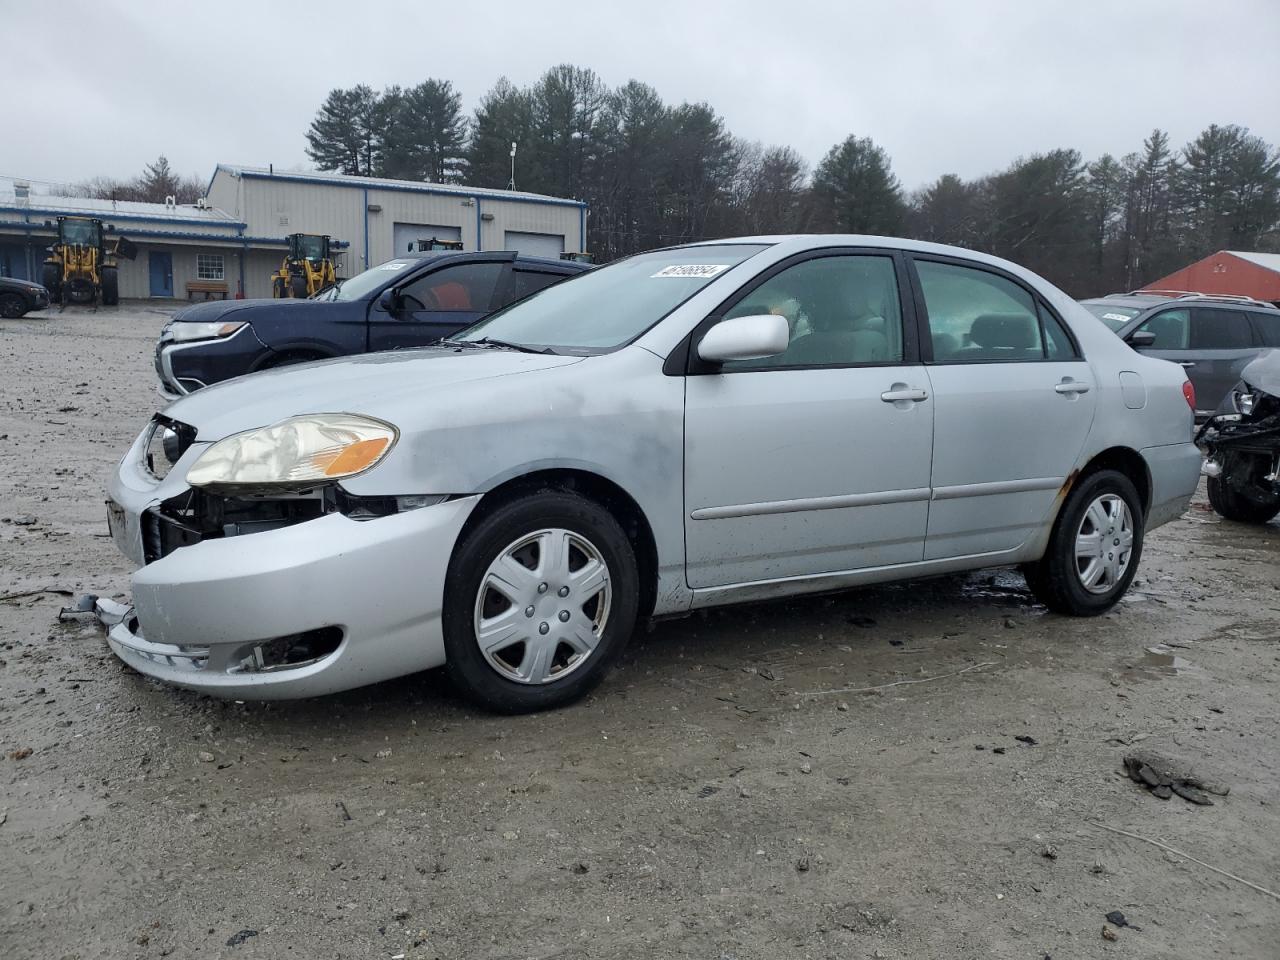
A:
698 314 790 363
1126 329 1157 348
378 289 399 313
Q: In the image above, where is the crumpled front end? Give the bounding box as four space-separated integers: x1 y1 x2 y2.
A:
105 415 479 698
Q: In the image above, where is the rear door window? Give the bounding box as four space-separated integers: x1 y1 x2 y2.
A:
915 259 1045 362
500 269 569 307
1134 308 1190 349
1250 311 1280 347
1191 307 1257 349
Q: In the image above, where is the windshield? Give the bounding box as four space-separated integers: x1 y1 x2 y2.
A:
61 219 100 246
455 244 769 352
295 235 327 261
1080 301 1142 331
312 257 418 302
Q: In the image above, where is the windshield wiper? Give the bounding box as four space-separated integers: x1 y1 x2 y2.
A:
471 337 555 355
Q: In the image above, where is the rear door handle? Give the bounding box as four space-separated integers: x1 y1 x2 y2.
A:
1054 379 1091 395
880 386 929 403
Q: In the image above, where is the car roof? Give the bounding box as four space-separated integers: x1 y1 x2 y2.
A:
1082 292 1278 313
394 251 589 272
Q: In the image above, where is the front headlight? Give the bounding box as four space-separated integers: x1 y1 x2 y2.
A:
1235 391 1256 416
169 321 246 343
186 414 398 489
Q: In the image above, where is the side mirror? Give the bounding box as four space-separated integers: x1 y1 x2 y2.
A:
378 289 399 313
1126 329 1157 348
697 314 790 363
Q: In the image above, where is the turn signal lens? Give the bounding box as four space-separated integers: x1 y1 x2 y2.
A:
1182 380 1195 412
310 437 390 477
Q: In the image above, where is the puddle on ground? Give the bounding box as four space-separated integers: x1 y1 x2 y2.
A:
1122 643 1200 681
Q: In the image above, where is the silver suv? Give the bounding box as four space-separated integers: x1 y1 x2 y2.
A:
105 236 1201 712
1080 291 1280 418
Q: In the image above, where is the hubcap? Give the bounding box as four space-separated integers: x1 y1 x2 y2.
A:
473 528 612 685
1074 494 1134 595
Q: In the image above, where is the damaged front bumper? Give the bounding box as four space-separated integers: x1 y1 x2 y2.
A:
105 419 480 699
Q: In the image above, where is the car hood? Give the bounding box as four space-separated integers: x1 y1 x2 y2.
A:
171 297 319 323
1240 348 1280 397
164 347 584 440
1 277 47 293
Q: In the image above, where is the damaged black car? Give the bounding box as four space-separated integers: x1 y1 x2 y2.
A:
1198 349 1280 525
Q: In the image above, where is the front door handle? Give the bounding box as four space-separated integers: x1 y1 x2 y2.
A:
1054 379 1091 395
880 385 929 403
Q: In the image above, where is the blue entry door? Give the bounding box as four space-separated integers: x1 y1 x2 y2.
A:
149 251 173 297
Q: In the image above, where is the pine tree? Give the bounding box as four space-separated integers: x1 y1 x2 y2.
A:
810 135 904 235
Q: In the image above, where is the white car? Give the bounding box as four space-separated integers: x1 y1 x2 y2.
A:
105 236 1201 712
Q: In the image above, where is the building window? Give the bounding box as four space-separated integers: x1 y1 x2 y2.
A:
197 254 225 281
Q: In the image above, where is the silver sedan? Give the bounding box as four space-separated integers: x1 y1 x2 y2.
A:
105 236 1201 712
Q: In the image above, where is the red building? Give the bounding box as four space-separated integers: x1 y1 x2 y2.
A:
1141 250 1280 304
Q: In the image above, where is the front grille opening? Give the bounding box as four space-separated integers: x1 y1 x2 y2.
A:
230 627 343 673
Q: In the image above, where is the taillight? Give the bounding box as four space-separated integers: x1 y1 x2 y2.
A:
1182 380 1196 411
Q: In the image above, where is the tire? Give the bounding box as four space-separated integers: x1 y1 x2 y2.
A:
272 277 287 299
259 350 324 370
41 263 61 302
442 490 640 713
290 275 309 299
0 293 26 319
100 267 119 306
1023 469 1144 615
1207 461 1280 524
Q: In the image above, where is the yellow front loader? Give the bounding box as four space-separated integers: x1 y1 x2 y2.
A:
272 233 337 298
42 216 136 305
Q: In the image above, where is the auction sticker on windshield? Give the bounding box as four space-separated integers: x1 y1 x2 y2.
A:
651 264 731 279
379 260 413 271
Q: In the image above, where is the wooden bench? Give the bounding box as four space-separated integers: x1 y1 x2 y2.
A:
186 280 229 301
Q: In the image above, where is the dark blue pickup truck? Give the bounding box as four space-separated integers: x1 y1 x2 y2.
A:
155 250 589 398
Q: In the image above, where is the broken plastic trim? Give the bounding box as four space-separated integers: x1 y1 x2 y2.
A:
228 627 344 674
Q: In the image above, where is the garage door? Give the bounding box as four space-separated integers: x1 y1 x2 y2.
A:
393 222 462 256
504 231 565 259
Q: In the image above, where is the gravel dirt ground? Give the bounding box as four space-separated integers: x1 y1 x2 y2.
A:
2 303 1278 960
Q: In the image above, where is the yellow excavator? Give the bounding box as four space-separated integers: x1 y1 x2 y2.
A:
272 233 338 298
42 216 136 305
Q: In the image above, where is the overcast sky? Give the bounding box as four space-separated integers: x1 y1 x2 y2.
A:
5 0 1279 196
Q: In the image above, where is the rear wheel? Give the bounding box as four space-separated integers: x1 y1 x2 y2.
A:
290 275 309 299
443 491 639 713
1023 469 1144 615
1207 458 1280 524
0 293 26 319
100 266 119 306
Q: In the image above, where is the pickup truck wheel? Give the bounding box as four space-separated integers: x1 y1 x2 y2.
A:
0 293 26 319
1207 466 1280 524
1023 469 1144 615
443 491 639 713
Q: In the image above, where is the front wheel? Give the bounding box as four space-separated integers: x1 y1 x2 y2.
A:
1023 469 1144 615
100 266 119 306
290 275 309 299
0 293 26 319
442 491 639 713
1207 461 1280 524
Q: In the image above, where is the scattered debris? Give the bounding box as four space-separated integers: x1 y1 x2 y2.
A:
7 747 33 761
1040 844 1058 860
795 856 810 872
225 929 258 947
1088 820 1280 902
993 747 1007 755
697 785 719 799
1105 910 1139 930
375 749 393 759
1015 735 1038 746
335 801 352 822
1101 924 1118 941
10 515 37 526
1122 751 1229 805
799 661 997 698
0 587 73 602
57 594 98 620
837 701 849 712
571 862 589 875
197 752 215 763
799 761 812 775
